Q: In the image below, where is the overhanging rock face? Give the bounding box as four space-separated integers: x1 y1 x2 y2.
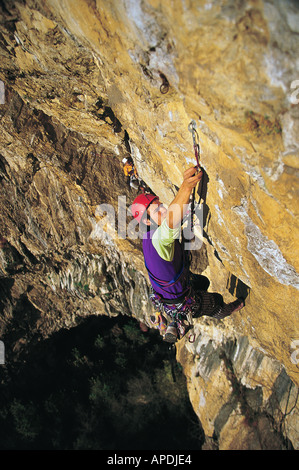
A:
0 0 298 449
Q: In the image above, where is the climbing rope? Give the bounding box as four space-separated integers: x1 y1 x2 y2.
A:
167 343 177 382
184 120 205 345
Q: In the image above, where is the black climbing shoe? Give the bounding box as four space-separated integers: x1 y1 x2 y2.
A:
164 323 178 343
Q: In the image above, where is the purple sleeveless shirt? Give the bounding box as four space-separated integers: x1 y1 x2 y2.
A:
142 230 189 300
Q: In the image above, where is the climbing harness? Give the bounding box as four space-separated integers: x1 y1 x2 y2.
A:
149 286 197 344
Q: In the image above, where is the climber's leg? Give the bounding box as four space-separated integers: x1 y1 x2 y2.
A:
192 291 244 319
209 298 244 319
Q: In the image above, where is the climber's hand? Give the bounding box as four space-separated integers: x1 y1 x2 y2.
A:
182 166 203 191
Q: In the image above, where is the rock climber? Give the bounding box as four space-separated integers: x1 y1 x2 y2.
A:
131 166 244 343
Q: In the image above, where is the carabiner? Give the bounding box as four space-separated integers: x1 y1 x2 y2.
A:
188 119 197 131
188 332 196 343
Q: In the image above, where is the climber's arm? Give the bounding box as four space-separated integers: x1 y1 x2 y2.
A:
152 166 202 261
166 166 202 229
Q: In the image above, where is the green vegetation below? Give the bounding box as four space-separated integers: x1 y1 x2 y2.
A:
0 315 204 450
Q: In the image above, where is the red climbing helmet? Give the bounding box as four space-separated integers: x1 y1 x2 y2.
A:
131 193 158 223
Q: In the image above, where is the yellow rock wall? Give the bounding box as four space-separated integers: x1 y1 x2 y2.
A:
30 0 298 383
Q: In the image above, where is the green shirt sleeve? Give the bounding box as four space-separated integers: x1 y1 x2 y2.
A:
152 219 181 261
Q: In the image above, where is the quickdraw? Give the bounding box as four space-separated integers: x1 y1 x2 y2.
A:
188 120 204 239
188 119 201 168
